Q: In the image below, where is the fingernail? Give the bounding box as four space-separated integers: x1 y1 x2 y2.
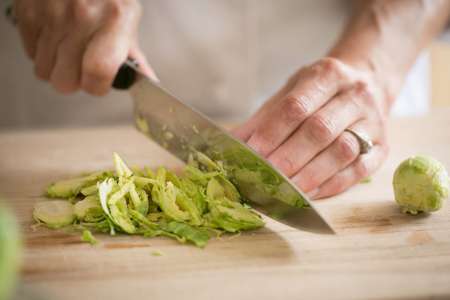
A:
307 188 319 199
138 58 160 83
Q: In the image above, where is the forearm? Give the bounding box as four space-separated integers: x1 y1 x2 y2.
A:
328 0 450 108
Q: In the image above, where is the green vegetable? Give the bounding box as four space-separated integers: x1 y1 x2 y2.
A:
360 177 372 184
33 153 265 247
33 200 76 228
393 155 449 214
135 116 150 134
81 184 98 196
151 250 163 256
113 152 133 178
81 230 98 245
0 204 21 300
164 221 210 248
206 196 264 233
47 171 110 199
202 137 307 208
152 180 190 222
74 196 101 220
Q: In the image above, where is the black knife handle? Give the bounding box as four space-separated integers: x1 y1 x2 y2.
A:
112 58 138 90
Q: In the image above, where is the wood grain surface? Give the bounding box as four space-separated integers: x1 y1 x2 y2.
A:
1 109 450 300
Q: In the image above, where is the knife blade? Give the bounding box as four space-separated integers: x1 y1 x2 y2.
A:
114 60 334 234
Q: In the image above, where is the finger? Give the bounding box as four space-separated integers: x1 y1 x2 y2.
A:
50 0 114 94
232 69 313 141
49 32 91 94
268 86 364 177
49 3 103 94
15 1 42 59
81 27 130 96
32 1 69 81
80 0 141 96
129 44 159 82
33 26 68 81
245 58 352 156
312 143 389 199
292 116 384 193
80 10 138 96
291 130 360 193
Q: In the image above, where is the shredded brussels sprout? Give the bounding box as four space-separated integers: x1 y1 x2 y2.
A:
33 153 264 247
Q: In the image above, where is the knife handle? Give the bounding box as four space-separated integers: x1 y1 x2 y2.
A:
112 58 138 90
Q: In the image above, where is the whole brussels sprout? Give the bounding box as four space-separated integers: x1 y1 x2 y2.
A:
393 155 449 214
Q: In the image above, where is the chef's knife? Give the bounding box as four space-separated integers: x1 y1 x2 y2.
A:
113 59 334 234
4 5 333 233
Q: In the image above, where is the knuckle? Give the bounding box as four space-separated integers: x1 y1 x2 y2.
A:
282 94 311 122
319 57 340 71
306 114 335 143
304 172 322 190
353 81 371 97
72 0 97 24
270 154 297 177
252 131 277 156
318 57 345 77
307 57 349 84
107 1 123 20
106 0 139 21
352 80 377 110
335 133 359 162
279 157 297 176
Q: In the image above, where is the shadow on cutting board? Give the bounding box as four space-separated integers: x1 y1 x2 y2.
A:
329 199 437 234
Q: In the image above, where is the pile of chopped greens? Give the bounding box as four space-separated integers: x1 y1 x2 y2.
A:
33 153 264 247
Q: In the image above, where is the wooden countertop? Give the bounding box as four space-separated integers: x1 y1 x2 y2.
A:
1 109 450 300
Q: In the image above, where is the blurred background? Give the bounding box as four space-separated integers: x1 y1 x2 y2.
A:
0 0 449 130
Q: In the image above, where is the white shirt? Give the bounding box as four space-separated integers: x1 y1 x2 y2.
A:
0 0 429 128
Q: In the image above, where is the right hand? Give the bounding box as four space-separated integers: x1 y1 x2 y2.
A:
14 0 156 95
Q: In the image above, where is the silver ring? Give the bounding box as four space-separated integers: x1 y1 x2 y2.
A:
344 128 373 155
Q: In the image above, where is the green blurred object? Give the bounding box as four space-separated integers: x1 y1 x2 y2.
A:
0 203 21 300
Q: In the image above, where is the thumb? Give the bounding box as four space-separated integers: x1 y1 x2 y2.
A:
129 44 159 82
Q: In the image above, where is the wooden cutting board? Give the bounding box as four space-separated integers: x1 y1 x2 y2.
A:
1 109 450 300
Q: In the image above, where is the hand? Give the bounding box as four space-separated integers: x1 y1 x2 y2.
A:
233 57 389 199
14 0 156 95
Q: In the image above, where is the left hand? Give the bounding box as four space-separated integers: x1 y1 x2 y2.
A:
233 57 390 199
